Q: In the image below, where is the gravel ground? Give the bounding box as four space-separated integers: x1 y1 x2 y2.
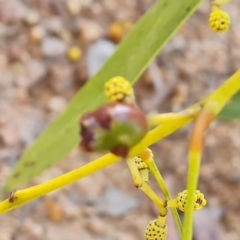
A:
0 0 240 240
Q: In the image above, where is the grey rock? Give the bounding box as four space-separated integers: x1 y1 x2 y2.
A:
86 39 116 77
47 96 67 113
96 187 139 217
43 17 64 35
48 62 73 93
194 207 223 240
0 0 27 23
81 19 104 42
0 70 13 88
24 9 40 25
26 60 47 84
41 37 67 57
18 115 45 147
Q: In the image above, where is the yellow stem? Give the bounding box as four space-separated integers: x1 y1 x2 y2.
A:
183 70 240 240
167 198 178 208
126 158 166 216
131 104 201 157
0 106 198 215
126 157 144 187
156 215 167 227
2 70 239 216
0 153 119 214
140 182 167 216
148 105 201 128
140 169 149 182
145 156 183 238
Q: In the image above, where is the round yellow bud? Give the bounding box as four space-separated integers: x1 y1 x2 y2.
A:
177 190 207 212
68 46 82 61
145 219 167 240
209 7 230 32
104 76 134 103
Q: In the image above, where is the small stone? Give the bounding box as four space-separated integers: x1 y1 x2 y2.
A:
0 231 11 240
86 217 105 236
194 208 222 240
86 39 116 76
63 203 81 220
81 19 104 42
29 25 46 43
11 63 28 88
80 0 93 8
0 23 7 37
108 20 133 43
220 232 239 240
8 44 27 62
96 187 139 217
16 88 29 102
66 0 82 15
26 60 47 84
24 9 40 25
48 63 73 93
0 126 19 147
44 198 64 222
0 0 27 23
0 69 13 88
47 96 67 113
41 37 67 57
172 83 189 111
44 17 64 35
23 219 44 237
82 206 95 217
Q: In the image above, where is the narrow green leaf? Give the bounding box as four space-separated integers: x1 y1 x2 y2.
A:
3 0 203 191
218 90 240 120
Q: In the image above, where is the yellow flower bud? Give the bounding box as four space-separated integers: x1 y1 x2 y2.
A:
177 190 207 212
209 6 230 32
68 46 82 61
104 76 134 104
145 219 168 240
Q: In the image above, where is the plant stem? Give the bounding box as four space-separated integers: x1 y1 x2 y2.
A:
183 70 240 240
183 110 214 240
0 107 198 215
148 106 201 128
0 153 120 214
146 157 183 239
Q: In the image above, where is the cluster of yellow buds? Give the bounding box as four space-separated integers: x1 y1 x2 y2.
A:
144 189 207 239
176 190 207 212
145 218 168 240
209 1 231 32
104 76 135 104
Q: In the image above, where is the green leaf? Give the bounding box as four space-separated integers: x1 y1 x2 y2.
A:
3 0 203 191
218 90 240 120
